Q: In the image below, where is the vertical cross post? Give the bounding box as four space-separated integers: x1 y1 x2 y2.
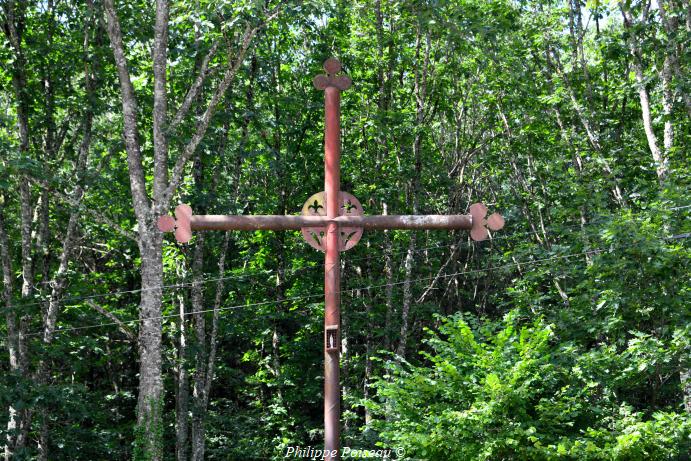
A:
322 58 345 458
158 57 504 460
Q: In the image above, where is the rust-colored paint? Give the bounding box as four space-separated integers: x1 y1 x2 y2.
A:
322 61 343 460
160 212 480 236
301 191 363 251
156 58 506 458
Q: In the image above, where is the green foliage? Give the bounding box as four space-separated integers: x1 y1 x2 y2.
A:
0 0 689 458
370 312 690 460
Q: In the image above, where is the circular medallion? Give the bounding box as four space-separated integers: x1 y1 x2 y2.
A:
301 191 363 252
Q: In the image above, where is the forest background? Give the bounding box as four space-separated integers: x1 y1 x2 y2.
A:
0 0 689 459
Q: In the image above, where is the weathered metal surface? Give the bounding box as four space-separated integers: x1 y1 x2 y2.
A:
337 192 364 251
158 211 485 239
160 212 476 233
157 215 175 232
354 214 472 230
486 212 505 232
301 191 364 251
156 204 193 243
321 58 343 461
313 58 352 92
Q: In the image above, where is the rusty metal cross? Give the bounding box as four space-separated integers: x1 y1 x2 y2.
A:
158 57 504 460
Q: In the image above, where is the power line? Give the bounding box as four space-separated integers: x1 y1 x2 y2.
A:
27 294 325 338
6 221 536 309
10 208 689 310
0 218 599 309
12 237 686 339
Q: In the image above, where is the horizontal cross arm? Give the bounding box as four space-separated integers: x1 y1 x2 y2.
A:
190 214 473 231
347 215 472 230
158 203 504 243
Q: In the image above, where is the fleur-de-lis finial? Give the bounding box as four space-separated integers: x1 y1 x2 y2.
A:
313 58 352 91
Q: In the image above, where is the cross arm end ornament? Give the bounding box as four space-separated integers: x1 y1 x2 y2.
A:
313 58 352 91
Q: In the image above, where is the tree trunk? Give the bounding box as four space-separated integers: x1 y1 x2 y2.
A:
34 190 51 286
135 237 165 460
36 8 99 452
552 107 593 264
661 55 674 156
398 239 415 358
681 368 691 414
2 2 34 454
189 232 207 461
657 1 677 155
0 197 22 461
103 0 270 455
397 27 429 359
190 70 250 460
190 232 230 461
382 204 395 352
363 263 373 425
35 35 95 451
375 0 396 353
175 262 190 461
568 0 594 106
103 1 167 456
36 209 81 461
658 0 691 118
620 1 668 182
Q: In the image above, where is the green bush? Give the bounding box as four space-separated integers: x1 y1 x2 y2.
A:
369 312 690 460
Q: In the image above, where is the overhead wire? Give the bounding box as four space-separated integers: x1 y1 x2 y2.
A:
9 204 689 310
0 219 604 309
10 235 687 339
4 218 549 309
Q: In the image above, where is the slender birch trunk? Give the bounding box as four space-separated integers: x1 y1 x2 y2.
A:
657 0 678 153
0 197 21 460
375 0 396 353
189 231 207 458
175 260 190 461
2 2 34 455
620 1 668 182
658 0 691 118
398 28 430 358
362 260 374 424
657 0 688 413
190 232 230 461
382 204 395 352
